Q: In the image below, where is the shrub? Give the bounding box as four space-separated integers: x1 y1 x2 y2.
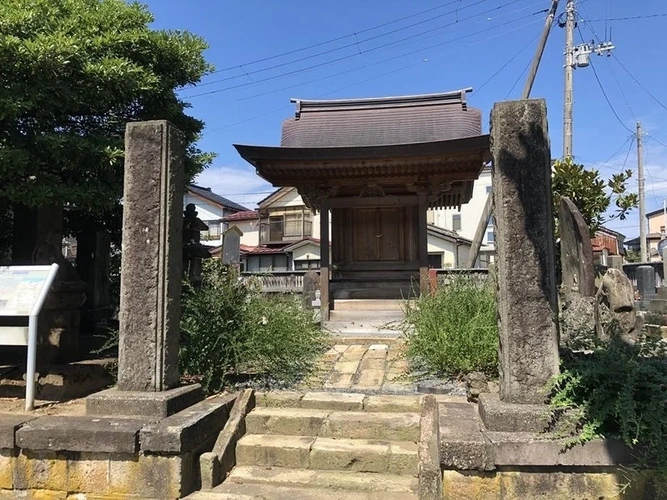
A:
403 274 498 377
179 261 328 393
550 338 667 473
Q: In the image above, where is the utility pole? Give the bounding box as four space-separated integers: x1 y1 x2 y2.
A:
637 122 647 262
466 0 560 268
563 0 575 158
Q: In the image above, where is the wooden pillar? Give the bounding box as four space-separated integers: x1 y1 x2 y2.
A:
320 199 330 321
418 194 429 295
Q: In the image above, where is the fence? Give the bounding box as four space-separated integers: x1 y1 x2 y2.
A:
623 262 664 289
242 271 306 293
435 268 489 287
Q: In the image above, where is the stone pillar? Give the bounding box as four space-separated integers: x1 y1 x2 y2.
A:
607 255 623 271
490 99 559 405
116 121 185 392
87 121 203 418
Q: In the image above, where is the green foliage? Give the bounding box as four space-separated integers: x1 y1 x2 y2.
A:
626 249 642 263
0 0 214 220
550 338 667 472
552 157 638 233
402 274 498 377
180 261 328 394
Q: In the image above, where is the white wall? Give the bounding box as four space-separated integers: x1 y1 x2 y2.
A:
427 167 494 255
427 235 457 268
233 220 260 247
184 193 230 246
291 242 321 262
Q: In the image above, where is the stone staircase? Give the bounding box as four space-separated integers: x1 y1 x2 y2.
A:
190 391 422 499
323 299 406 338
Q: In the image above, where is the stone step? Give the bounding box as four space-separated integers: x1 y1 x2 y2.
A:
323 321 401 336
255 391 422 413
328 310 405 322
236 434 418 475
245 407 420 441
226 465 418 493
194 481 417 500
333 299 404 311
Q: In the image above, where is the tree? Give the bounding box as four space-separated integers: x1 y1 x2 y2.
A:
0 0 214 232
552 157 638 234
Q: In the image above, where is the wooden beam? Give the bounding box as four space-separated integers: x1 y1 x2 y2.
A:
466 190 493 268
328 195 420 208
319 199 330 322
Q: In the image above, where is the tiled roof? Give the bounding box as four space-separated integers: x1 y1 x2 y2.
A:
222 210 258 222
187 185 249 212
240 244 286 255
281 89 481 148
427 224 472 244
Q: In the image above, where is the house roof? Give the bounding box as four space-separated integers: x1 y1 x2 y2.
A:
427 224 473 245
257 188 288 207
187 185 249 212
222 210 258 222
625 233 663 246
596 226 626 240
282 237 325 253
646 207 666 218
282 89 481 148
240 244 287 255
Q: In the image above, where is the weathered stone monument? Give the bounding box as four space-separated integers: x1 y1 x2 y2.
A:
636 265 657 309
479 99 560 428
558 197 597 348
87 120 203 416
221 226 242 266
559 197 595 296
595 268 637 343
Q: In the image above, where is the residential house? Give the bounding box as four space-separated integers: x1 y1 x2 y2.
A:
184 184 249 246
224 187 474 272
591 226 625 265
625 207 666 261
427 164 493 267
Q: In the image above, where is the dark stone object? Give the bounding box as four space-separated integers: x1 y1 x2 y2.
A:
559 197 595 297
491 99 559 404
637 265 657 301
85 384 203 418
15 416 144 453
0 414 34 449
141 393 236 453
118 120 185 392
464 372 489 403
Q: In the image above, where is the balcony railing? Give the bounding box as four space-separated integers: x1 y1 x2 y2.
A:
259 219 312 244
242 271 308 293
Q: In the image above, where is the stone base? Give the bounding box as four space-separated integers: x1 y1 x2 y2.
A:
478 393 570 433
0 393 236 499
86 384 204 418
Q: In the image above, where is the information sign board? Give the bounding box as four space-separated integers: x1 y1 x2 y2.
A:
0 264 59 410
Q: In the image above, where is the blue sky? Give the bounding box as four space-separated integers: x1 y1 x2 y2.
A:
145 0 667 238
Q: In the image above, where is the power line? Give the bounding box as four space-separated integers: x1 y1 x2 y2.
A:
586 13 667 22
205 17 543 132
199 0 509 86
611 56 667 114
206 0 478 75
184 0 539 99
588 58 633 134
238 15 543 103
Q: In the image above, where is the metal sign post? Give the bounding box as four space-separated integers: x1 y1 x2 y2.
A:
0 263 59 411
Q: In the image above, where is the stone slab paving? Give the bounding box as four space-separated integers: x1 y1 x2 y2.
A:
297 341 416 394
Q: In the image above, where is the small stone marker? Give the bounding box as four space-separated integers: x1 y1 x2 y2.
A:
607 255 623 271
490 99 559 405
636 265 657 305
87 120 202 417
221 226 243 266
559 197 595 297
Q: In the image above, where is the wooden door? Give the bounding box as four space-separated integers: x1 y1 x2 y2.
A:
353 207 401 262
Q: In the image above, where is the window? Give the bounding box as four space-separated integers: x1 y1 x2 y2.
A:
452 214 461 231
202 221 220 241
295 260 320 270
486 231 495 244
486 185 492 194
428 253 443 269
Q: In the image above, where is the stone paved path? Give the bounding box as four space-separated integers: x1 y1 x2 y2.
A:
297 341 415 394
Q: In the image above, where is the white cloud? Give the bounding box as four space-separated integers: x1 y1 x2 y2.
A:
193 164 274 209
